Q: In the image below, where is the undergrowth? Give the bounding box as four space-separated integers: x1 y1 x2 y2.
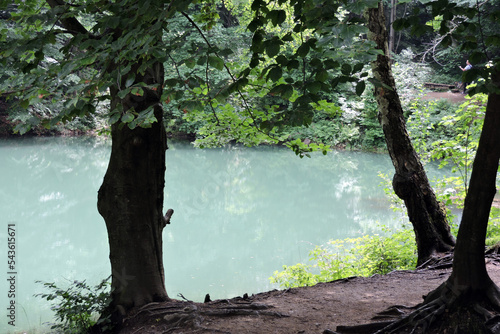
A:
35 277 112 334
270 225 417 289
270 215 500 289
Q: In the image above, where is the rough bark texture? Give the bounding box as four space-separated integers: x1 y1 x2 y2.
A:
97 60 170 320
47 0 171 327
367 2 455 266
447 67 500 293
388 0 396 55
373 68 500 334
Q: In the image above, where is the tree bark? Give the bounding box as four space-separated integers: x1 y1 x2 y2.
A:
97 60 170 320
388 0 396 55
447 68 500 292
367 2 455 266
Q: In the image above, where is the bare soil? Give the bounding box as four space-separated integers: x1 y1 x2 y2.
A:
420 91 467 104
117 261 500 334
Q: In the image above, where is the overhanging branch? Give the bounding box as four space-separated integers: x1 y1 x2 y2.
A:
46 0 90 37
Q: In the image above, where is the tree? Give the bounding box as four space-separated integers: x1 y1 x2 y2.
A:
366 1 455 266
0 0 310 329
339 0 500 331
388 0 396 55
49 0 172 323
0 0 219 326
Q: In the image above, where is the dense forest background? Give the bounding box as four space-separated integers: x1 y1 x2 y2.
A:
1 0 496 152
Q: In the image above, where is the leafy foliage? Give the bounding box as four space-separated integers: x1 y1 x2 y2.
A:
270 225 417 288
35 277 112 333
394 0 500 97
406 93 492 208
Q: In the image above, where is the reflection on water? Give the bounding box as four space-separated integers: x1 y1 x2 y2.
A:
0 137 414 332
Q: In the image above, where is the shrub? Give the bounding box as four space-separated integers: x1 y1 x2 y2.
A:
35 277 112 333
270 225 417 288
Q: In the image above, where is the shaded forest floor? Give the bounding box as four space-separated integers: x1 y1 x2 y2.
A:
421 90 467 104
118 260 500 334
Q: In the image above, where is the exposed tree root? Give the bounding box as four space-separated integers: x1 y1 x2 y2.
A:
416 251 500 271
118 298 288 333
416 252 454 270
336 278 500 334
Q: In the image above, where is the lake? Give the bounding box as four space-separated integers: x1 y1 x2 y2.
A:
1 136 433 332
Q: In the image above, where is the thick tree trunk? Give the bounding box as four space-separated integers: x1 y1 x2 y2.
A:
447 68 500 292
367 2 455 266
97 61 169 320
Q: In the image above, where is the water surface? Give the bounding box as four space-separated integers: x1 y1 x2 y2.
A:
1 137 409 332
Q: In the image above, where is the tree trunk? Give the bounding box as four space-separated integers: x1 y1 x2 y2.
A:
97 60 169 321
367 2 455 266
388 0 396 55
447 68 500 292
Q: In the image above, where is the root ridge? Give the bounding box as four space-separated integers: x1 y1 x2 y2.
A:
336 279 500 334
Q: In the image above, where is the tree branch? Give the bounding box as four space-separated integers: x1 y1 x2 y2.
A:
46 0 90 36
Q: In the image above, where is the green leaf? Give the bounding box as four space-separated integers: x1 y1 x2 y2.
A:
276 55 288 65
252 29 264 47
164 78 182 87
117 88 130 99
296 44 310 57
185 57 196 69
131 87 143 96
267 66 283 82
356 81 366 96
248 18 263 32
260 120 271 130
269 84 293 99
109 112 121 125
251 0 264 11
121 112 134 123
125 75 135 88
315 69 328 82
341 63 352 75
353 63 364 73
282 33 294 41
267 10 287 26
287 59 300 70
486 35 500 46
20 99 30 109
266 43 281 58
197 56 207 66
208 56 224 71
345 0 378 14
306 81 321 94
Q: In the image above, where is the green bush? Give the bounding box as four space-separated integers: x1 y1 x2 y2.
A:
35 277 112 334
270 225 417 288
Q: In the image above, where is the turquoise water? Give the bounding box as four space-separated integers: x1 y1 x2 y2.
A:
0 136 414 332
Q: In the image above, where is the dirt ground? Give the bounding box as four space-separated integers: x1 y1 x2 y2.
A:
420 91 467 104
117 261 500 334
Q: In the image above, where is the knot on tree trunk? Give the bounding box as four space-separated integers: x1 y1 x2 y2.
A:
392 172 414 200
